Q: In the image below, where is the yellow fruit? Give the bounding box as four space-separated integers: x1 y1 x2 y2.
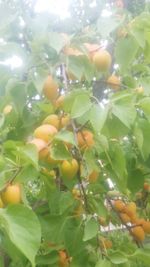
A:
2 184 21 205
131 226 145 242
120 213 130 223
28 138 47 152
55 95 65 109
107 75 120 90
93 50 112 71
74 203 84 217
63 46 83 56
143 182 150 191
3 105 13 115
98 217 108 226
39 147 49 159
135 87 144 94
61 159 79 179
88 170 99 183
0 197 4 208
141 220 150 234
72 188 80 199
47 152 60 165
59 250 69 267
60 115 70 129
100 238 112 249
43 75 59 101
77 130 94 150
43 114 60 129
124 202 136 217
113 200 125 212
34 124 57 142
84 43 100 60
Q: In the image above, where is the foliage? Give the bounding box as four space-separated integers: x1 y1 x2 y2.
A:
0 0 150 267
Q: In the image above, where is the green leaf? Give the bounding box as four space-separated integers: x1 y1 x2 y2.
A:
83 217 98 241
54 130 76 146
49 32 67 54
71 93 92 118
67 55 84 81
90 104 109 132
36 251 58 265
128 169 144 194
20 144 39 169
95 259 111 267
0 205 41 266
51 141 71 160
130 248 150 265
134 125 143 154
139 97 150 121
112 96 136 128
97 16 119 38
110 251 128 264
115 36 139 72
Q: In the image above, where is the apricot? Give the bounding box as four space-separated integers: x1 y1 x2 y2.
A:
47 152 60 165
98 217 108 226
74 203 84 217
135 87 144 94
43 75 59 101
88 170 99 183
100 238 112 249
2 184 21 205
3 104 13 115
28 138 47 152
141 220 150 234
63 46 83 56
61 159 79 179
72 188 80 200
113 200 125 212
60 114 70 129
77 130 94 149
124 202 136 217
34 124 57 142
107 75 120 90
0 197 4 208
120 213 130 223
131 226 145 242
143 182 150 191
43 114 60 129
93 50 112 72
59 250 69 267
84 43 100 60
55 95 65 109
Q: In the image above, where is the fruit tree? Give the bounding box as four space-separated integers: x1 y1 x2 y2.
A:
0 0 150 266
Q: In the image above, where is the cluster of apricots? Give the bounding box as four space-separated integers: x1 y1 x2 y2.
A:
0 184 21 208
113 199 150 242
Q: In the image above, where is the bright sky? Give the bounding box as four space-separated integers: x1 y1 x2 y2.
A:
34 0 70 18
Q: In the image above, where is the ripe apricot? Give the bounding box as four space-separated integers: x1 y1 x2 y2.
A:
98 217 108 226
72 188 80 200
2 184 21 205
88 170 99 183
61 159 79 179
113 200 125 212
77 130 94 150
143 182 150 191
141 220 150 234
135 87 144 94
100 238 112 249
93 50 112 72
120 213 130 223
124 202 136 217
43 75 59 101
63 46 83 56
107 75 120 90
84 43 100 60
34 124 57 142
55 95 65 109
47 152 60 165
59 250 69 267
60 114 70 129
43 114 60 129
131 226 145 242
3 104 13 115
28 138 47 152
74 202 84 217
0 197 4 208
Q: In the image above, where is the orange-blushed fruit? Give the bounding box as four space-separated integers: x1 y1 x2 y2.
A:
28 138 47 152
93 50 112 72
0 197 4 208
63 46 83 56
107 75 120 90
141 220 150 234
58 250 69 267
43 75 59 101
143 182 150 191
98 217 108 226
77 130 94 150
60 114 70 129
100 238 112 249
88 170 99 183
55 95 65 109
120 213 130 223
84 42 100 60
124 202 136 217
43 114 60 129
3 104 13 115
2 184 21 205
34 124 57 142
61 159 79 179
131 226 145 242
113 200 125 212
